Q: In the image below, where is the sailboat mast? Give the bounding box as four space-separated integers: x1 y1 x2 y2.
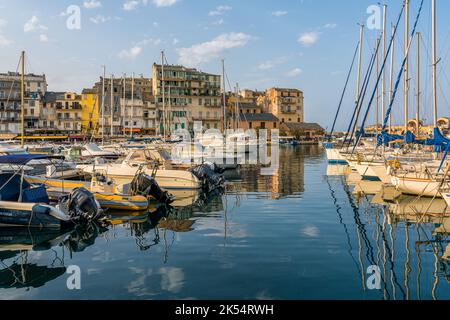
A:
161 51 166 140
110 74 114 138
404 0 409 133
416 32 420 136
353 24 364 131
122 73 126 133
222 59 226 132
432 0 438 128
389 24 395 133
131 72 134 138
381 5 387 131
355 24 364 105
101 65 105 144
376 38 380 132
20 51 25 148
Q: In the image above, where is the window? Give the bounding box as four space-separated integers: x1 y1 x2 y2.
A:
298 118 301 122
274 122 277 128
261 122 265 129
249 122 252 129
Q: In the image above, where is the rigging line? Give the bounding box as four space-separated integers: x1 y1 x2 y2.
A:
346 49 378 150
359 1 419 149
342 50 376 147
419 33 431 123
329 41 360 138
381 0 424 134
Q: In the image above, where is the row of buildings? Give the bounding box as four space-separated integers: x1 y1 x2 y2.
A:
0 64 322 140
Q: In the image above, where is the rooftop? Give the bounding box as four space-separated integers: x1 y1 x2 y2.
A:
239 113 279 122
283 122 324 131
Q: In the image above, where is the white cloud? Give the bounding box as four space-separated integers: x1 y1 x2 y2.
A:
297 31 319 47
172 38 179 45
136 38 161 46
24 16 48 33
84 0 102 9
0 34 12 47
90 15 111 24
286 68 303 77
272 10 288 17
209 5 232 16
153 21 159 28
323 23 337 29
257 57 286 70
153 0 179 7
212 18 224 25
177 32 251 67
39 34 49 42
118 46 142 59
123 0 140 10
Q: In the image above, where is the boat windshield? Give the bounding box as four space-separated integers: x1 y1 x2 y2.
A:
85 143 102 152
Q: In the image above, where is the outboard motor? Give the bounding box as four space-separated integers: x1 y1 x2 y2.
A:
189 163 225 193
59 188 103 223
203 161 226 174
130 173 174 205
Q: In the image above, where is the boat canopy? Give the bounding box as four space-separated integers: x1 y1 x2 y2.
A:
0 154 64 165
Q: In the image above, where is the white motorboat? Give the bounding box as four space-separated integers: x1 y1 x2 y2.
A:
81 143 119 160
77 149 202 190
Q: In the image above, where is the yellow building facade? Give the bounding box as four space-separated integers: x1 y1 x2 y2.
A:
81 88 99 135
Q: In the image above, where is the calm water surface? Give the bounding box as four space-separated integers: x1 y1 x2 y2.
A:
1 146 449 300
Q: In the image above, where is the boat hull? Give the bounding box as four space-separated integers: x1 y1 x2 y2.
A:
325 148 347 164
24 176 150 211
390 175 442 198
0 202 69 228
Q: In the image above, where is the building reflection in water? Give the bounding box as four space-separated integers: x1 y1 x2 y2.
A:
327 163 450 300
232 145 321 199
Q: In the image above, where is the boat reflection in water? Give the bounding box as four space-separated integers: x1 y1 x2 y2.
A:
327 163 450 300
0 187 225 291
0 223 106 289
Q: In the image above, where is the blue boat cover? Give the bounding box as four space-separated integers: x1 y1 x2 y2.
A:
0 154 64 165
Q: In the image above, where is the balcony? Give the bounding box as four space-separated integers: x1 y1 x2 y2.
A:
281 106 297 114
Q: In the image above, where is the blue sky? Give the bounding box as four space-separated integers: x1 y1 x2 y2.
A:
0 0 449 129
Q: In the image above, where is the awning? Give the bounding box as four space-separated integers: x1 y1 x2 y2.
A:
0 154 65 165
121 128 141 133
0 134 18 140
15 135 69 140
69 134 86 139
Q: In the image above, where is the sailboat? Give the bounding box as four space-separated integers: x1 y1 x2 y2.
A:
387 0 450 198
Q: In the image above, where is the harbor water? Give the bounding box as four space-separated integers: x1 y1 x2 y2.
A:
0 146 449 300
